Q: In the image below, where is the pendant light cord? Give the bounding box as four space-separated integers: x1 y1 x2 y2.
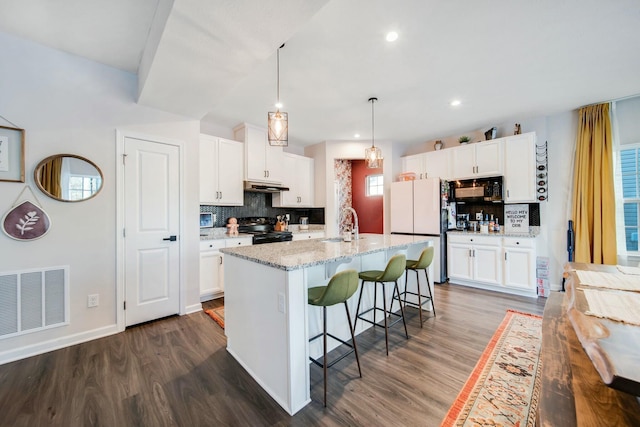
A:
369 97 378 148
276 48 280 105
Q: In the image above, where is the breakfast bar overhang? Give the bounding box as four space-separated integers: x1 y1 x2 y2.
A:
221 234 435 414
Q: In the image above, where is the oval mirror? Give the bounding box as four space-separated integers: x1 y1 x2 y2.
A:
34 154 103 202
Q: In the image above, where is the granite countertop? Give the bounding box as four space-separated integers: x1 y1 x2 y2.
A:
200 225 325 240
221 233 434 271
447 226 540 238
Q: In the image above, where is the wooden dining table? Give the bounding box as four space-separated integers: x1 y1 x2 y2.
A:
537 263 640 426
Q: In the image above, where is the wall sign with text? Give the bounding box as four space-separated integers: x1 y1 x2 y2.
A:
504 204 529 233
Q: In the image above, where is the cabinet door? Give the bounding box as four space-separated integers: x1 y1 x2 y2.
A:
402 154 426 179
451 144 476 178
217 138 244 205
273 154 314 207
200 250 222 300
448 243 473 281
475 140 503 177
199 135 219 204
473 245 502 285
265 143 283 184
424 150 450 180
504 133 536 203
503 247 535 290
297 155 314 206
245 125 268 182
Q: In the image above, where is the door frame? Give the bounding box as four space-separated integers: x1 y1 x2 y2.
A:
115 130 186 331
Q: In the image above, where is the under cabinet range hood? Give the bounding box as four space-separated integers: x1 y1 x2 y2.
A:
244 181 290 193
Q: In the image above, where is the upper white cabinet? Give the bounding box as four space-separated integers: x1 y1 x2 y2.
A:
401 150 450 180
504 132 536 203
451 140 503 179
200 134 244 206
273 153 315 207
233 123 283 184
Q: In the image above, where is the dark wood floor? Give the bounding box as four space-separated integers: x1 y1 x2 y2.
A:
0 283 546 427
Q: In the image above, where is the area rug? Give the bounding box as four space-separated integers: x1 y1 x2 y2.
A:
441 310 542 427
204 307 225 329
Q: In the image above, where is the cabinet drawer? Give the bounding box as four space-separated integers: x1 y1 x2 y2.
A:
447 234 501 246
200 240 225 251
226 237 252 247
503 237 535 248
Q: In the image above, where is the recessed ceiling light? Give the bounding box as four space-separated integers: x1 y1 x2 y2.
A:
354 133 361 138
386 31 398 42
450 100 461 106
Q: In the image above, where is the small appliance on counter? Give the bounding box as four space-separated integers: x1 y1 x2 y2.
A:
456 213 470 230
299 217 309 230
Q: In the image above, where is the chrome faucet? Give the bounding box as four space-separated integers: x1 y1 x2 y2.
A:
343 207 359 240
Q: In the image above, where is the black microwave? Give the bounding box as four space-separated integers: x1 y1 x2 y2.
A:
451 176 503 202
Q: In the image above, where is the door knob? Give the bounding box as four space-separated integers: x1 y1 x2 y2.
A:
163 235 177 241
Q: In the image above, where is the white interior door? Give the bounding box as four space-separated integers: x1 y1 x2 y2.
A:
124 136 180 326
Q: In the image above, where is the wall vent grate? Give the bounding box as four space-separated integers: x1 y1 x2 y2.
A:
0 266 69 339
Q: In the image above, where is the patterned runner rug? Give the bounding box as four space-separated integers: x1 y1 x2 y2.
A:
441 310 542 427
204 307 225 329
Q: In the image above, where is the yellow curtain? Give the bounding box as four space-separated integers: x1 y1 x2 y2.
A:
40 157 63 199
572 103 617 264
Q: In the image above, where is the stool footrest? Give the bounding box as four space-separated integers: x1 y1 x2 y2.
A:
357 306 405 329
309 333 357 369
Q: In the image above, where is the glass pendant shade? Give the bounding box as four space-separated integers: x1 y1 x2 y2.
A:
268 110 288 146
365 145 382 168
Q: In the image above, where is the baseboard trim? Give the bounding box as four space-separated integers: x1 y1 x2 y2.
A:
0 324 120 366
185 303 203 315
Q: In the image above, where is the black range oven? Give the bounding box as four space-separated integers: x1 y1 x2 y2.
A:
237 217 293 245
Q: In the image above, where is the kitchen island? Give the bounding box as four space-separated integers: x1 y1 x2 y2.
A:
220 234 434 414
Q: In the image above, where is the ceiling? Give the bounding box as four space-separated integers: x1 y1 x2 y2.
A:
1 0 640 147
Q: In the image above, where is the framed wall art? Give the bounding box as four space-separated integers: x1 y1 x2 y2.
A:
0 125 25 182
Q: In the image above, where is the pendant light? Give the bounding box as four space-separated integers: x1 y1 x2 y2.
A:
268 44 288 146
365 97 382 168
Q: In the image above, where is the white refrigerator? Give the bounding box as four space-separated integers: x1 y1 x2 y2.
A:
390 178 448 282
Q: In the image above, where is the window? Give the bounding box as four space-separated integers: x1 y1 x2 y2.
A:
68 175 101 201
619 145 640 251
366 174 383 196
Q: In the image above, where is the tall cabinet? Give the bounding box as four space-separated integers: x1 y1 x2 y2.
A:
233 123 283 184
504 132 536 203
199 134 244 205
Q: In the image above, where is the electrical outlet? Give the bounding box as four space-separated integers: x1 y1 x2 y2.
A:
87 294 99 308
285 214 290 222
213 213 217 223
278 292 285 313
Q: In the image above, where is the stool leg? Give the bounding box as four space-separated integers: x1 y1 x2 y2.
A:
424 268 436 317
394 280 409 339
415 269 423 327
344 301 362 378
323 306 328 407
403 269 409 308
381 281 389 356
373 280 378 326
353 280 365 333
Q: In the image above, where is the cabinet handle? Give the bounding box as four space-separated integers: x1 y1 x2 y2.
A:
505 252 507 261
507 190 510 198
219 257 223 265
267 170 270 178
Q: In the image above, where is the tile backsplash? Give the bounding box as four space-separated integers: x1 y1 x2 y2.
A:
201 192 325 227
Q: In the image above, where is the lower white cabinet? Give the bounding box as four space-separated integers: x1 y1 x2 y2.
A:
503 237 536 290
291 231 325 241
448 233 537 296
448 235 502 286
200 237 252 301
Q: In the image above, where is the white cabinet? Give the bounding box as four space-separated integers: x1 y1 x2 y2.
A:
447 234 502 286
401 150 450 180
503 237 536 291
292 231 325 241
272 153 314 207
451 140 503 179
504 132 536 203
199 237 252 301
233 123 283 184
200 135 244 206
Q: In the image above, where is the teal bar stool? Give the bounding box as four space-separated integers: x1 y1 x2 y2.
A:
308 269 362 407
393 246 436 326
353 254 408 355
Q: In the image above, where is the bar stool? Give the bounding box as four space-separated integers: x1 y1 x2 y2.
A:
393 246 436 326
308 269 362 407
353 254 408 355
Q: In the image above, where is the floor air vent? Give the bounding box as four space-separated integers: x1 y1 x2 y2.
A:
0 266 69 339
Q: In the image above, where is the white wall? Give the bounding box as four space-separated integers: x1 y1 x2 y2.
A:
0 32 201 364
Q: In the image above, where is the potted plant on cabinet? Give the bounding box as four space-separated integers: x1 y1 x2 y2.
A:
459 136 471 145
